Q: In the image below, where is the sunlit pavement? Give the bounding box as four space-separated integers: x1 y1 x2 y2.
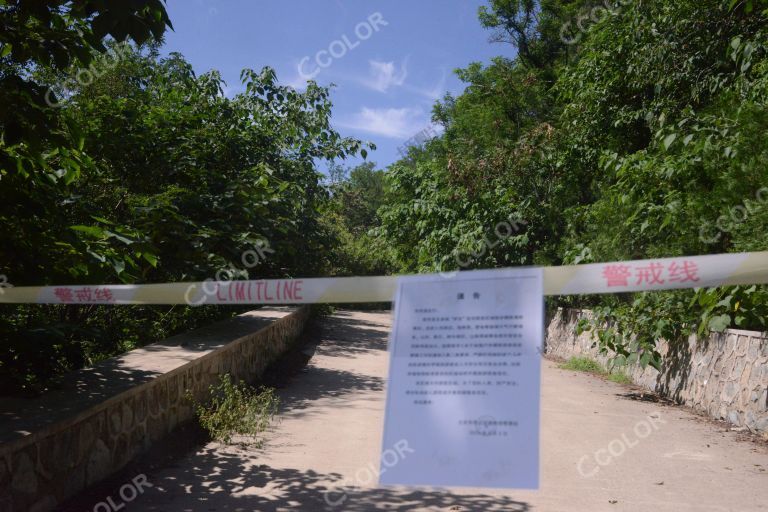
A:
100 310 767 511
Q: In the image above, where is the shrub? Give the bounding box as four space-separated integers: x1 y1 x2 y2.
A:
186 374 279 445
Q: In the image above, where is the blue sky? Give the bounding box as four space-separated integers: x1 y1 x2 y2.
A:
161 0 516 170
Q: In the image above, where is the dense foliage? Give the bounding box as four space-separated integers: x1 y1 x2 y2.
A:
378 0 768 369
0 3 371 393
2 0 767 391
321 161 397 277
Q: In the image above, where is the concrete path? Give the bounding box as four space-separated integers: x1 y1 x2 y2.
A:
115 311 766 511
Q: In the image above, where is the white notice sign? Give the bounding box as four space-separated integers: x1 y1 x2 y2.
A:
380 268 543 489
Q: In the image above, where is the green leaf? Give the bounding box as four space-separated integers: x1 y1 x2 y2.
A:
142 253 159 267
112 259 126 275
87 250 107 263
707 314 731 332
105 231 134 245
715 298 732 310
663 133 677 150
70 225 106 237
90 216 115 225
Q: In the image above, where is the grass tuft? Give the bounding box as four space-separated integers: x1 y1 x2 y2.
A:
607 372 633 385
560 356 604 374
560 356 635 386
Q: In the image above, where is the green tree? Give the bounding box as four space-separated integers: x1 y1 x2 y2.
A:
322 162 396 276
0 43 372 393
378 0 768 370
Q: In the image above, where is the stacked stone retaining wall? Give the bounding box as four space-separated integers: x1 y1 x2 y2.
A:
546 308 768 433
0 306 311 512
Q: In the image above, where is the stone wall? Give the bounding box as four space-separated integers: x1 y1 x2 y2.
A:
546 308 768 433
0 306 311 512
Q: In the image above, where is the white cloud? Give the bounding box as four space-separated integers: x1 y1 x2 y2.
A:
284 74 309 92
282 57 323 92
337 107 426 139
362 59 408 93
405 68 447 101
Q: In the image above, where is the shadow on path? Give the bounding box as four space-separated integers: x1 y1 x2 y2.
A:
276 365 385 414
57 310 531 512
131 446 530 512
312 310 391 358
